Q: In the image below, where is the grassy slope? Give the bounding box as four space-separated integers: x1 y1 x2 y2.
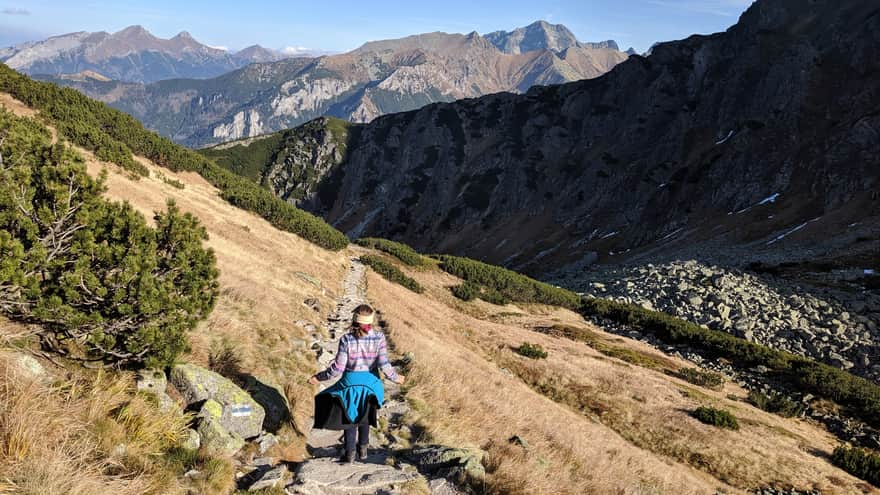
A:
1 91 875 494
0 92 348 493
199 132 286 182
362 254 877 494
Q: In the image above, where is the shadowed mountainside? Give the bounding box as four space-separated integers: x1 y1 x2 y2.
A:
206 0 880 276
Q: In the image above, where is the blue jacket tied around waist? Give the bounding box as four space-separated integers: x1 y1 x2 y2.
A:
316 371 384 427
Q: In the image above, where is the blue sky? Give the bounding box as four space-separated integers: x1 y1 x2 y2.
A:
1 0 754 54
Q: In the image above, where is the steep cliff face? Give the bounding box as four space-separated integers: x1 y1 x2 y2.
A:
228 0 879 273
39 25 628 148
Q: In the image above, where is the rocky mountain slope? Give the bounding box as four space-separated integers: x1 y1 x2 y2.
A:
37 22 628 147
485 20 619 53
0 25 291 83
211 0 879 277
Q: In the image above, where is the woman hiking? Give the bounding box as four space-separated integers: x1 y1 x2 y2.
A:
309 304 405 463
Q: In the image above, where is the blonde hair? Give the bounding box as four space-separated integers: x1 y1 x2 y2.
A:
351 304 375 338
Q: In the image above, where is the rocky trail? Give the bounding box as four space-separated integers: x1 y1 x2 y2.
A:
287 257 470 495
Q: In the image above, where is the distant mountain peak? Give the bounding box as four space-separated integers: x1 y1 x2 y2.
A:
1 26 292 83
484 21 619 55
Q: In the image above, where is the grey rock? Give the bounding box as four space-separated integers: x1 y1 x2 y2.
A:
289 456 419 494
136 368 175 411
181 428 201 450
197 401 245 456
171 363 265 439
2 352 47 381
247 465 288 492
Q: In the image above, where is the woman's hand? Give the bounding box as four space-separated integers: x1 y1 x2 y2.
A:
394 374 406 385
308 376 320 386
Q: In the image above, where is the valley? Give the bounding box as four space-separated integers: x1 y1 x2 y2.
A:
1 0 879 493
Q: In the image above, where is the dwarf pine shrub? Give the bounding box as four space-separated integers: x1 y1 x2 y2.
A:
0 109 218 367
674 368 725 390
361 255 423 293
692 407 739 430
438 255 581 309
831 446 880 487
356 237 429 266
515 343 548 359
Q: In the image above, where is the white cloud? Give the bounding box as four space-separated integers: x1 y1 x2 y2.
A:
281 45 311 55
2 7 30 15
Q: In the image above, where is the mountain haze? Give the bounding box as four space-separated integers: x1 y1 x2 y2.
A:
0 25 292 83
35 23 629 147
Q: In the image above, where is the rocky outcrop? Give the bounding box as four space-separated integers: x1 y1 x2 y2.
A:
232 0 878 275
577 260 880 380
39 23 628 147
260 117 352 206
170 363 266 439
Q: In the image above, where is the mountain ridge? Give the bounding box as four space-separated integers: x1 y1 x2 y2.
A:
38 22 629 147
1 25 296 83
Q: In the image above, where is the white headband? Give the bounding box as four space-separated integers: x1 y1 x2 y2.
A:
355 313 374 325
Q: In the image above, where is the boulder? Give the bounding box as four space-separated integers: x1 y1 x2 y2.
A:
170 363 265 439
197 399 245 456
2 351 47 381
181 428 201 450
247 465 288 492
136 368 175 411
408 445 486 482
242 375 290 433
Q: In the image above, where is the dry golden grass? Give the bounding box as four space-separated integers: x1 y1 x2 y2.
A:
0 93 348 474
367 259 879 495
0 348 189 495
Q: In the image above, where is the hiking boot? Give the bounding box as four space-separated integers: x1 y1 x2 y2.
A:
357 444 368 459
340 449 355 463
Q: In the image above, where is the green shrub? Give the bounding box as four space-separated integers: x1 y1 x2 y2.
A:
198 132 285 182
437 255 581 309
0 109 218 367
831 446 880 487
747 390 805 418
692 407 739 430
515 343 548 359
581 297 880 428
0 64 348 251
356 237 429 267
673 368 725 390
361 255 423 293
451 282 478 301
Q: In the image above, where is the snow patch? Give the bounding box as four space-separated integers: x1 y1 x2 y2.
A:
660 227 684 241
757 192 780 205
866 269 876 275
715 129 734 145
600 231 618 240
766 217 821 245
